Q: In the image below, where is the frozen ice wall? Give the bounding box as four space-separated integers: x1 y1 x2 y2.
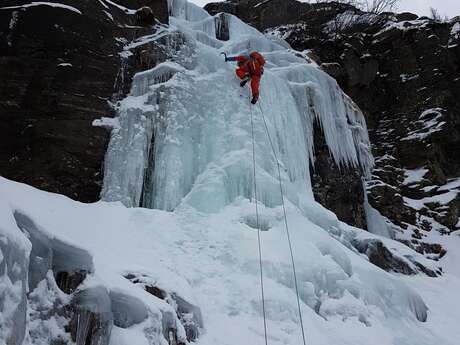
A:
101 0 373 212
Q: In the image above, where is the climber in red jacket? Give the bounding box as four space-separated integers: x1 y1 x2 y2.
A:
223 51 266 104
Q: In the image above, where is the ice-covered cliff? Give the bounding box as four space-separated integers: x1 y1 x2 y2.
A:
101 0 373 211
1 1 460 345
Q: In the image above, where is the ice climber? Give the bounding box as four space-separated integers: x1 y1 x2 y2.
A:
223 51 266 104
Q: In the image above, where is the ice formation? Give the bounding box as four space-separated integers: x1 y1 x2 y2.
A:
102 0 374 210
1 1 460 345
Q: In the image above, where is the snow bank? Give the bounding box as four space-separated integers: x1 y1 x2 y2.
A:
401 108 445 142
0 178 190 345
1 176 449 345
403 167 428 185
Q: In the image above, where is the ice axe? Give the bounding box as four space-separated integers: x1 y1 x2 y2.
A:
220 52 228 62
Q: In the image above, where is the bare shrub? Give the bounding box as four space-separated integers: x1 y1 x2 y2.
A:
311 0 400 14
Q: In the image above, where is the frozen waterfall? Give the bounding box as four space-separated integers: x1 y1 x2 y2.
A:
101 1 373 211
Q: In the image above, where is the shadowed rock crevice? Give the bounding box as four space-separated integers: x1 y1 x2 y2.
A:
311 121 367 229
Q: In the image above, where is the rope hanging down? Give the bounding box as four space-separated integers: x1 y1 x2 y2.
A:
256 100 308 345
249 98 269 345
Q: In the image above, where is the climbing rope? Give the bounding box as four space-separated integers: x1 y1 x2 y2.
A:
257 101 308 345
249 98 269 345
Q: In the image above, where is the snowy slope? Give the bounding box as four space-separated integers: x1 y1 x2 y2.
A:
1 1 460 345
3 176 460 345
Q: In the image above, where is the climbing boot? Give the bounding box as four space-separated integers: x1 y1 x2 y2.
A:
240 75 250 87
251 95 259 104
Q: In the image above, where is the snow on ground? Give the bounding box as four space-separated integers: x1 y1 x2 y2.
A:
402 175 460 211
374 19 430 37
439 177 460 191
2 176 460 345
403 191 458 210
401 229 460 340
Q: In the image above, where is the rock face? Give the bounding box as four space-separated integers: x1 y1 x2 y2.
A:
205 0 358 32
0 0 168 202
206 0 309 30
205 0 460 259
311 123 367 229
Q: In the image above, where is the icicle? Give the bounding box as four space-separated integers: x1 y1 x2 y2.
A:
131 62 185 96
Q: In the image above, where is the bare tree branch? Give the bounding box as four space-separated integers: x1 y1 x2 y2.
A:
311 0 400 14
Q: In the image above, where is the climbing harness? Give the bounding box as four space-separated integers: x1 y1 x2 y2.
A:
249 94 308 345
249 97 269 345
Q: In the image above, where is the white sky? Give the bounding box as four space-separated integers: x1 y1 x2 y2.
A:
189 0 460 18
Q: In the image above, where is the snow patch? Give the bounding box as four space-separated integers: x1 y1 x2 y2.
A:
401 108 445 141
374 19 430 37
0 2 82 15
324 11 377 34
93 117 120 130
403 168 428 185
400 73 419 83
403 191 458 210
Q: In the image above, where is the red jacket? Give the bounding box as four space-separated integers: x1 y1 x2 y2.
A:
228 51 266 76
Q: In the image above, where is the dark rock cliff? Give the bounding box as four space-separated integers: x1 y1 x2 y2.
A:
311 122 367 230
206 0 460 259
0 0 168 202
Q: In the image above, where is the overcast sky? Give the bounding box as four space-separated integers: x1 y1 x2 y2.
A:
189 0 460 18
